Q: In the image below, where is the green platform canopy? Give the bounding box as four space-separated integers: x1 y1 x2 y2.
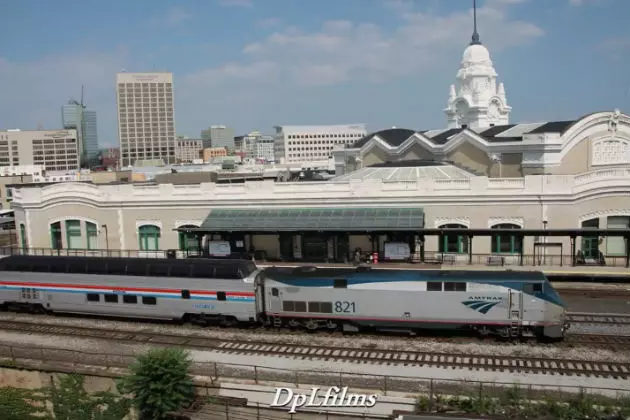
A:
197 207 424 232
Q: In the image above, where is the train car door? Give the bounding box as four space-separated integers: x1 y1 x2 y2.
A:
268 286 282 313
507 289 524 321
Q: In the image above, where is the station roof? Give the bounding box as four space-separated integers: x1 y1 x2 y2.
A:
185 207 425 232
332 160 474 182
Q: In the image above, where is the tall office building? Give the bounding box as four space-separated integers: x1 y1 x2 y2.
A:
61 98 99 166
82 110 99 164
116 72 176 167
200 125 234 150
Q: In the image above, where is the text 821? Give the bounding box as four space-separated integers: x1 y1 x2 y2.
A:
334 301 356 313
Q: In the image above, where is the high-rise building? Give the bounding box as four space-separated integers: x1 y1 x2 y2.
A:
83 110 99 165
61 89 99 167
200 125 234 150
116 72 176 167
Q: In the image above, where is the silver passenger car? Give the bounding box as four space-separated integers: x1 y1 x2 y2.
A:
0 256 260 326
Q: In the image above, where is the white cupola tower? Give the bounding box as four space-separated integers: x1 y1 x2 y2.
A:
444 0 511 130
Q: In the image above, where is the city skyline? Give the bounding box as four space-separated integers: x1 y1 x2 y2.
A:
1 0 629 147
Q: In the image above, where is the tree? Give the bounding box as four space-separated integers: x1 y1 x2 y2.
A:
118 347 196 420
0 387 46 420
46 374 132 420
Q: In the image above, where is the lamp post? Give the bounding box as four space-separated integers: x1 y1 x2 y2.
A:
102 224 109 256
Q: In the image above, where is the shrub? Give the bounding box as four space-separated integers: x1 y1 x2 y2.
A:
118 347 196 420
0 387 46 420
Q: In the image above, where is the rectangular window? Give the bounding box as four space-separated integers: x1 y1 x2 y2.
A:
123 295 138 304
308 301 333 313
181 290 190 299
65 219 82 249
142 296 157 305
104 294 118 303
333 278 347 289
86 222 98 250
427 282 442 291
86 293 100 302
444 282 467 292
217 291 226 301
271 288 279 297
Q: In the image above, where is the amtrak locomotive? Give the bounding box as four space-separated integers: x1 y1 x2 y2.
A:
0 256 569 340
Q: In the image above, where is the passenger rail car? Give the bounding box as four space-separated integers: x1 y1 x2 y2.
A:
259 266 569 339
0 256 260 326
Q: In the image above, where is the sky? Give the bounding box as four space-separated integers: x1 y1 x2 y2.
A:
1 0 629 147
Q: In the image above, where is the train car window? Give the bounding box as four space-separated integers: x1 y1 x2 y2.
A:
427 282 442 291
444 282 466 292
533 283 543 292
49 261 67 273
217 291 226 301
282 301 295 311
181 290 191 299
122 295 138 304
294 301 307 312
191 265 215 279
148 263 170 277
215 266 240 280
169 264 192 278
271 288 279 297
86 293 100 302
31 262 51 272
67 261 87 274
104 294 118 303
106 260 128 275
126 262 147 276
524 283 543 294
333 278 347 289
142 296 157 305
87 260 109 274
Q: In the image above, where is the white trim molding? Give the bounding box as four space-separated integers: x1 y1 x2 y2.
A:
487 217 525 228
49 216 99 226
117 209 125 250
434 217 471 228
579 209 630 224
135 220 164 230
174 220 203 229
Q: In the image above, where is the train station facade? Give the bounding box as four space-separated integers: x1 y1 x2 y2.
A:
7 22 630 267
8 109 630 266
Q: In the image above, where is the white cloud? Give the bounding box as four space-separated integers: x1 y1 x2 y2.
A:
258 17 281 28
218 0 253 8
192 0 544 87
0 47 128 141
148 8 192 28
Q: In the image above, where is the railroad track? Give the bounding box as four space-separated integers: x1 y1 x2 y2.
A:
0 319 628 380
566 313 630 325
566 333 630 349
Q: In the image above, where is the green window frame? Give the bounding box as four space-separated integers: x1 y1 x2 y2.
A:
138 225 161 251
438 224 468 254
50 222 62 250
19 223 27 249
86 222 98 250
65 219 82 250
491 223 522 254
178 226 199 251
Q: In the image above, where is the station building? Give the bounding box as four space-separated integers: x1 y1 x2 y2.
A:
8 24 630 266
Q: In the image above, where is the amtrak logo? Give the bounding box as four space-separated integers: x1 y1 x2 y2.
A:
461 300 501 314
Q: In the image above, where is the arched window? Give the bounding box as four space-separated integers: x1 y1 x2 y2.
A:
491 223 522 254
581 218 599 259
20 223 27 250
138 225 161 251
65 220 82 249
438 223 468 254
50 222 62 250
86 222 98 250
178 225 199 251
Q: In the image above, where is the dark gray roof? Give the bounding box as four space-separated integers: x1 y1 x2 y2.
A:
527 120 576 134
352 119 579 149
353 128 417 148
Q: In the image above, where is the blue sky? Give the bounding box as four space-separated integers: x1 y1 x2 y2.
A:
1 0 629 147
